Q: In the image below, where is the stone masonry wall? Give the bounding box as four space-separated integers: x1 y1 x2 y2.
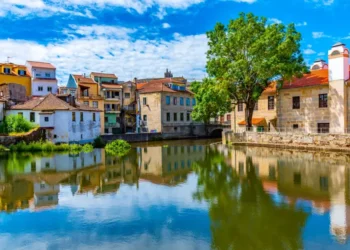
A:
0 128 45 147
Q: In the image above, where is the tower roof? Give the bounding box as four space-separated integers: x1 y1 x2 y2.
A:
332 42 346 48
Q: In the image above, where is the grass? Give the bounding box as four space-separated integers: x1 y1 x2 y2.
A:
9 141 93 153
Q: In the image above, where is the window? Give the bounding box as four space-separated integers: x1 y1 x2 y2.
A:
31 161 36 172
40 184 45 189
30 112 35 122
143 115 147 121
187 112 190 121
36 73 41 77
48 196 53 201
254 102 258 111
105 116 108 123
4 68 10 74
93 113 96 122
180 113 184 121
320 176 329 191
125 93 130 99
293 173 301 186
44 117 49 122
293 124 299 130
92 101 98 108
186 98 190 106
226 114 231 122
319 94 328 108
143 97 147 105
173 97 177 105
166 96 171 105
45 162 50 168
18 70 26 76
269 165 276 180
180 97 184 106
45 73 50 78
83 101 89 106
268 96 274 110
144 163 148 170
80 112 83 122
192 98 196 106
166 112 171 122
38 86 43 91
318 123 329 133
72 112 76 122
0 91 3 97
238 102 243 112
173 113 177 122
239 162 244 176
47 86 52 92
293 96 300 109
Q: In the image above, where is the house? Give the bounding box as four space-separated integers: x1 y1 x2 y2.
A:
122 81 137 132
7 93 101 143
137 78 199 134
26 61 58 96
0 62 31 96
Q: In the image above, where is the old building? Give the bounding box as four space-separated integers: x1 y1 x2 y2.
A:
0 83 27 103
26 61 58 96
137 78 199 134
0 62 31 96
7 93 101 143
122 81 137 132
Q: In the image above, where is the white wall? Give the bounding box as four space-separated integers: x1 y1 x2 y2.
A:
32 68 56 79
0 102 5 122
32 81 58 96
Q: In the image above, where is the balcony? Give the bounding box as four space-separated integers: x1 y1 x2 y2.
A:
77 93 102 100
105 123 120 128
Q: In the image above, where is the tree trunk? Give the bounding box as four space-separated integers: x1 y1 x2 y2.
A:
245 101 255 132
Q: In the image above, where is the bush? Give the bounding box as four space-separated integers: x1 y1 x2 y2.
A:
69 144 83 152
3 114 36 134
82 144 94 152
93 136 106 148
8 141 92 153
105 139 131 156
0 145 9 152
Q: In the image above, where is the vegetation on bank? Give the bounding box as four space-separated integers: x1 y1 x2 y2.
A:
105 139 131 156
0 114 37 134
7 141 94 153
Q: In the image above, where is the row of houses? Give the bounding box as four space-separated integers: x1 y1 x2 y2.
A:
232 42 350 134
0 62 202 143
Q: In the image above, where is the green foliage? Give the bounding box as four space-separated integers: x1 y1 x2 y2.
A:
2 114 36 133
93 136 106 148
82 144 94 152
105 139 131 156
0 145 9 152
191 78 231 124
8 141 91 153
206 12 307 127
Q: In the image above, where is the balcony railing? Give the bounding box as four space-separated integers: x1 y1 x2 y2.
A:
105 108 121 112
105 123 120 128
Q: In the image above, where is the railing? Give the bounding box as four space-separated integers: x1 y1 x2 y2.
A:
77 94 102 99
233 126 346 134
105 108 121 112
105 123 120 128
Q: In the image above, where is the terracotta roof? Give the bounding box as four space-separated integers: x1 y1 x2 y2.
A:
11 94 76 111
72 75 96 84
101 83 123 90
91 72 118 79
238 118 265 126
263 82 277 94
26 61 56 69
282 69 329 89
138 81 193 95
136 83 148 90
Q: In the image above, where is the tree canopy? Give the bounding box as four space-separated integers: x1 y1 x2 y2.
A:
206 12 307 128
191 78 231 125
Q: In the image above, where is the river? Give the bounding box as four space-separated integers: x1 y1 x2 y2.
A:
0 139 349 249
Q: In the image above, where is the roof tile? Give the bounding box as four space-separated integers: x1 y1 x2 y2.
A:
27 61 56 69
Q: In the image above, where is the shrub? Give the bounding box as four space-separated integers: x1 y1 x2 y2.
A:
0 145 9 152
82 144 94 152
105 139 131 156
69 144 83 152
3 114 36 133
93 136 106 148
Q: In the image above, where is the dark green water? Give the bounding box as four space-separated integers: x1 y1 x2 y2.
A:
0 139 349 250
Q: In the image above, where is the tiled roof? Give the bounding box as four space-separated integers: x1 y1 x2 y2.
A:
282 69 329 89
11 93 102 112
263 82 277 94
91 72 118 79
138 81 193 95
72 74 96 84
27 61 56 69
101 83 123 89
238 118 265 126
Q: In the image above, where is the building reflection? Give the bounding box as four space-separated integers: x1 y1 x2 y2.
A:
229 146 350 244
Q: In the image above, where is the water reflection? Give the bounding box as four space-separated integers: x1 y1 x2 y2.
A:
0 142 349 249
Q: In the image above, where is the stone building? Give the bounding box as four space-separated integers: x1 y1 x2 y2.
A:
0 83 27 103
0 62 31 96
137 78 199 134
231 42 350 134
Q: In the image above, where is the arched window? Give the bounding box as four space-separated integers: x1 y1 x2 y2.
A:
331 50 340 56
311 65 320 70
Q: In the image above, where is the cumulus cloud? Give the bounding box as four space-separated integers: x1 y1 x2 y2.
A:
268 18 282 24
295 21 307 27
305 0 334 6
312 32 330 39
162 23 171 29
1 24 208 84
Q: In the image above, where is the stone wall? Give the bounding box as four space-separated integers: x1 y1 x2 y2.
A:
0 128 45 147
223 130 350 151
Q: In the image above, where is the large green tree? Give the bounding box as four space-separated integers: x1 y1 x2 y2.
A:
191 78 231 129
206 12 307 128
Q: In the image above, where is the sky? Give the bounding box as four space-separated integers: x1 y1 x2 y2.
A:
1 0 350 85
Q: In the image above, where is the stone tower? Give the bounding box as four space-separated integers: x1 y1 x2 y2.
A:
328 42 349 133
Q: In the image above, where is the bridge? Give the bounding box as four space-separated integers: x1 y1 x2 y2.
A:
206 123 231 137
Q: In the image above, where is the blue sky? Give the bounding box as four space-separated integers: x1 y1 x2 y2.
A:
1 0 349 84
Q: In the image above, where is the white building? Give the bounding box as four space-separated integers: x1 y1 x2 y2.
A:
26 61 58 96
7 93 101 144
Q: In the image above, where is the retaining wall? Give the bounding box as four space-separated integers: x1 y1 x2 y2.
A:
0 128 45 147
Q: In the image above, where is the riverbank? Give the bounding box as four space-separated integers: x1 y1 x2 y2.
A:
223 131 350 153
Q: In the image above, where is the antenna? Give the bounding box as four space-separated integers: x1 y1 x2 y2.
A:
7 56 12 63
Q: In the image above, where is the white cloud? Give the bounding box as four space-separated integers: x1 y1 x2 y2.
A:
312 32 330 39
295 21 308 27
233 0 257 3
304 48 316 55
305 0 334 6
1 25 208 84
268 18 282 24
317 52 326 56
162 23 171 29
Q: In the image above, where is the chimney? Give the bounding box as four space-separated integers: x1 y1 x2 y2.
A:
310 59 328 71
133 77 137 83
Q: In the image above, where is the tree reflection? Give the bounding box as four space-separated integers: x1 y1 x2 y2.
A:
193 147 308 250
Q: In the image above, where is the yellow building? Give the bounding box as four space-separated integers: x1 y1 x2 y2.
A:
0 62 31 96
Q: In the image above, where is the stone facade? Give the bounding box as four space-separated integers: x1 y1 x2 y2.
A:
0 83 27 103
